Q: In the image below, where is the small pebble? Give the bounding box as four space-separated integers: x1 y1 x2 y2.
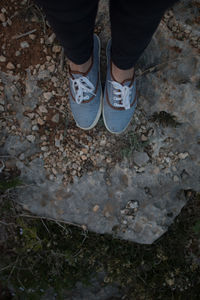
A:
26 135 35 143
173 175 179 182
43 92 52 100
48 64 55 73
93 205 100 212
15 51 21 56
20 41 29 48
1 8 6 14
81 155 87 161
32 125 39 131
141 134 148 141
19 153 25 160
47 33 56 44
99 167 105 173
0 55 6 62
51 113 59 123
55 138 60 148
52 45 61 53
38 105 48 114
0 13 6 22
106 157 112 163
6 62 15 70
178 152 189 160
7 18 12 26
37 117 45 125
49 174 55 181
29 34 36 40
81 225 87 231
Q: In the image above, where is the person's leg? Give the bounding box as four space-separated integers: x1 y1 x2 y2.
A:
35 0 99 72
109 0 179 81
102 0 179 134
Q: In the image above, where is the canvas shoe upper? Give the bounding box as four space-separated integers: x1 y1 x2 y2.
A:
69 34 102 130
103 39 137 134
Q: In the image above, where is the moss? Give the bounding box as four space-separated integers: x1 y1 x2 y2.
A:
149 111 181 128
0 177 22 193
121 132 149 159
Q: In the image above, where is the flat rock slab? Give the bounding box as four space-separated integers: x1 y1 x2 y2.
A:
0 0 200 244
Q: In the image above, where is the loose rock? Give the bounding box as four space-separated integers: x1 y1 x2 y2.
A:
6 62 15 70
0 55 6 62
20 41 29 49
51 113 59 123
26 135 35 143
43 92 52 101
38 105 48 114
0 13 6 22
52 45 61 53
132 151 149 167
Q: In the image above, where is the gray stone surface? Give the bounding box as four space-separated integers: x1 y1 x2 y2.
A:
0 0 200 245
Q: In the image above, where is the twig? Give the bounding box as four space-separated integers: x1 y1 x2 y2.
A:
13 29 37 40
14 214 83 229
8 257 19 280
137 274 147 286
0 263 14 273
0 160 5 173
59 47 65 72
41 218 50 234
136 54 199 77
0 220 16 226
73 235 87 257
33 4 46 34
10 12 19 20
48 105 67 116
55 220 66 231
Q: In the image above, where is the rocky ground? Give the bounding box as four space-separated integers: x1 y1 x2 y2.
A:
0 0 200 298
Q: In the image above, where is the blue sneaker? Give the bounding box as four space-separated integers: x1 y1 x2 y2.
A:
103 39 137 134
68 34 102 130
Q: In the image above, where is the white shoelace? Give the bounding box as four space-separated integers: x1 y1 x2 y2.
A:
109 80 131 110
70 76 96 104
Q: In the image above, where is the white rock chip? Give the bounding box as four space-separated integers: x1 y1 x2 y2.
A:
20 41 30 48
26 135 35 143
178 152 189 160
6 62 15 70
0 55 6 62
7 18 12 26
37 117 45 125
38 105 48 114
52 45 61 53
51 113 59 123
29 34 36 40
173 175 179 182
43 92 52 101
32 125 39 131
47 33 56 44
15 51 21 57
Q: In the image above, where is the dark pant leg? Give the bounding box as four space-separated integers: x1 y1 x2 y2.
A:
35 0 99 64
109 0 179 70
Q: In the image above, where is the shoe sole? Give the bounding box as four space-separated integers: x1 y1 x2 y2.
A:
102 39 137 135
75 34 102 131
